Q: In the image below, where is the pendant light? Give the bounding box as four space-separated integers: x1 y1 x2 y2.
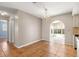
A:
32 2 48 19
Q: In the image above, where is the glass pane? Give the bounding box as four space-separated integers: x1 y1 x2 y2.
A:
3 23 7 31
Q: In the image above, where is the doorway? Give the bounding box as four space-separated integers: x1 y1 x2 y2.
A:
50 20 65 44
0 20 8 41
0 14 16 43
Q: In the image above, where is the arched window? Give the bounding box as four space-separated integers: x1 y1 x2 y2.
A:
51 20 65 34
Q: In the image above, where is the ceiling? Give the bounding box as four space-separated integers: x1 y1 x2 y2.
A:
0 2 79 18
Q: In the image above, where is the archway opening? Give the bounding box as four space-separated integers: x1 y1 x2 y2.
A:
50 20 65 44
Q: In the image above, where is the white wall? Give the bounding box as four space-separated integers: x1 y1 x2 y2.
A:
15 10 42 47
42 13 73 45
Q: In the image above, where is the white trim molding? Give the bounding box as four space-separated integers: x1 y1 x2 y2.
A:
15 40 41 48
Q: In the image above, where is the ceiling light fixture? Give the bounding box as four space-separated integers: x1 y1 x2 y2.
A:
1 12 8 16
44 8 48 19
32 2 48 19
0 11 8 16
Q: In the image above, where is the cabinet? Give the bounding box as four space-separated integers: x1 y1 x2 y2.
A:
73 27 79 35
73 15 79 27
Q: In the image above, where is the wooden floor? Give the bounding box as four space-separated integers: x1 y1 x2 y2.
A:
0 39 77 57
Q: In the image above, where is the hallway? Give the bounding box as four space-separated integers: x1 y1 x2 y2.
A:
0 39 76 57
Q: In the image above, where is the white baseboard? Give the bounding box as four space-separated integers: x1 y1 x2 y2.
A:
65 43 73 46
15 40 41 48
41 39 48 41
